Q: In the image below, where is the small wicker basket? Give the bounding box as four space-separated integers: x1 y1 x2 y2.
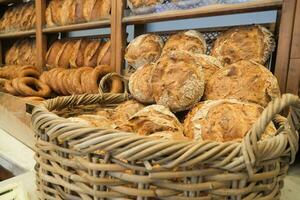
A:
33 92 300 200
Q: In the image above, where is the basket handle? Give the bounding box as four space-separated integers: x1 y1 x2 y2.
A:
243 94 300 176
250 94 300 143
98 72 129 95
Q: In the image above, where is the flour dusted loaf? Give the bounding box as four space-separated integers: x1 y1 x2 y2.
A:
125 104 185 137
162 30 207 55
125 34 164 68
69 114 116 129
111 100 145 131
204 60 281 107
129 63 155 104
151 50 205 112
211 25 275 65
195 54 223 83
184 99 276 142
128 0 163 14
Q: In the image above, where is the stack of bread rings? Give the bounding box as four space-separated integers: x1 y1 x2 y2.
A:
40 65 123 95
0 65 51 99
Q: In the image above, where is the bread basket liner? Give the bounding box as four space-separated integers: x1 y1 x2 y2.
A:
32 80 300 198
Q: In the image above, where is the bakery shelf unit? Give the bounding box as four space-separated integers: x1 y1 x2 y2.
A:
35 0 117 71
115 0 297 94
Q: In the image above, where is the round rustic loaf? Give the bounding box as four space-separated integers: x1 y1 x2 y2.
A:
76 114 116 129
211 25 275 65
111 100 145 132
128 0 163 9
126 104 185 136
151 50 205 112
162 30 207 55
204 60 281 107
195 54 223 83
125 34 164 68
184 99 276 142
129 63 155 104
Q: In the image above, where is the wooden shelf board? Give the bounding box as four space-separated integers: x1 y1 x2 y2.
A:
42 20 111 33
123 0 283 24
0 29 35 39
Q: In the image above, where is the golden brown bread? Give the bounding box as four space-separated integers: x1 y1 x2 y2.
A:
195 54 223 83
184 99 276 142
124 104 185 137
0 2 35 32
125 34 164 68
84 40 102 67
204 60 281 107
89 0 111 21
211 25 275 65
162 30 207 55
128 0 163 9
46 0 64 26
97 40 111 66
55 40 76 68
151 50 205 112
111 100 145 132
129 63 155 104
46 41 64 69
5 39 36 66
71 114 116 129
61 0 77 25
70 39 90 68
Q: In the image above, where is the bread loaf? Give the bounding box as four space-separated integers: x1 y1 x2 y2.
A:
211 25 275 65
55 41 76 68
46 0 64 26
61 0 77 25
125 34 164 68
162 30 207 55
184 99 276 142
195 54 223 83
111 100 145 132
204 60 281 107
70 39 90 68
151 50 205 112
5 39 36 66
129 63 155 104
128 0 163 9
125 104 185 136
46 41 64 69
90 0 111 21
84 40 102 67
0 2 35 32
97 40 111 66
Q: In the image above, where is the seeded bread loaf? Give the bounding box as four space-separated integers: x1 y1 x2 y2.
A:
184 99 276 142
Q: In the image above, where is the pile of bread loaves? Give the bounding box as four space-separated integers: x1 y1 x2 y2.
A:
46 0 111 27
46 39 111 69
5 38 37 66
70 25 281 143
0 2 36 32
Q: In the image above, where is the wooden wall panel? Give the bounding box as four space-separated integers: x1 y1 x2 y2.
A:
274 0 297 93
286 59 300 95
291 0 300 59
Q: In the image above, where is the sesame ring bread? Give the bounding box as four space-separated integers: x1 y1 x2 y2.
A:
184 99 276 142
204 60 281 107
211 25 275 65
80 68 93 93
15 77 51 97
111 100 145 132
46 40 64 69
4 80 20 95
125 104 185 137
129 63 155 104
97 40 111 66
195 54 224 83
125 34 164 68
151 50 205 112
162 30 207 55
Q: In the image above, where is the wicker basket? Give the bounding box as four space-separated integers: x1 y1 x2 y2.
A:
33 92 300 200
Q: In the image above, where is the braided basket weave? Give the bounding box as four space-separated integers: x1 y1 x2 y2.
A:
33 93 300 200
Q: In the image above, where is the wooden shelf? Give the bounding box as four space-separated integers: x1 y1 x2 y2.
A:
42 19 111 33
123 0 283 25
0 29 35 39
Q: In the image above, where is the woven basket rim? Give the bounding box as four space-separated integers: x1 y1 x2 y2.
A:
32 93 300 172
